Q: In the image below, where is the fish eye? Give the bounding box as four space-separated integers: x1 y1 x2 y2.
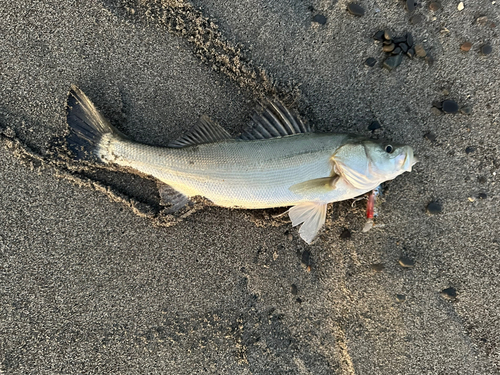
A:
385 145 394 154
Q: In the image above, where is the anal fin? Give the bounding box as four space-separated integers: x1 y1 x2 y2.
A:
288 202 328 244
158 183 189 213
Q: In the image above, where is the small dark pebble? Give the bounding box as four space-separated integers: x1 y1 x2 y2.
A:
296 297 302 303
478 192 487 199
441 287 457 300
406 33 414 47
400 43 409 53
442 99 459 114
371 263 385 272
365 57 377 67
301 250 311 266
424 132 437 142
406 48 415 59
460 42 473 52
312 14 327 25
410 14 424 24
398 256 415 268
481 44 493 55
478 176 487 184
429 1 441 12
465 146 476 154
368 120 382 131
396 294 406 302
340 228 351 239
406 0 415 12
430 107 442 116
426 201 442 214
383 53 403 70
429 1 441 11
383 43 396 53
291 284 298 295
460 105 472 115
393 36 407 44
425 55 435 66
392 47 402 55
347 3 365 16
373 30 385 41
384 29 393 40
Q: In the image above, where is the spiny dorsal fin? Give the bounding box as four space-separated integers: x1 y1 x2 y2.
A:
169 115 231 148
239 100 311 140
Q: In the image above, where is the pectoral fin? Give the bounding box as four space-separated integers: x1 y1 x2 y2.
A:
289 175 340 195
288 202 328 244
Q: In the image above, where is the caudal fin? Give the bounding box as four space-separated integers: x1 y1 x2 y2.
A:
66 85 124 162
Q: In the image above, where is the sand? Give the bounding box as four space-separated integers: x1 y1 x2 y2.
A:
1 0 499 373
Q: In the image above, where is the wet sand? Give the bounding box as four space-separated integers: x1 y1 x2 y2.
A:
1 0 499 373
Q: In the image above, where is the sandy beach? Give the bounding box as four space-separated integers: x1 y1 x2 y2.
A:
1 0 499 373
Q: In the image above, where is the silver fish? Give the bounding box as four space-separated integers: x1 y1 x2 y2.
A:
66 86 416 243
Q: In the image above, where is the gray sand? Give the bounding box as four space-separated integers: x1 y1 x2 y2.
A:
1 0 499 373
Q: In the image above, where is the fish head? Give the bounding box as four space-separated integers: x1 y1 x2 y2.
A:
332 139 417 190
364 139 417 176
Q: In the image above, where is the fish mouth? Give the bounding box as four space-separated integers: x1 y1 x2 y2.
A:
403 147 417 171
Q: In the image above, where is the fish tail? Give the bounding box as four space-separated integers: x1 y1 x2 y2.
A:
66 85 125 162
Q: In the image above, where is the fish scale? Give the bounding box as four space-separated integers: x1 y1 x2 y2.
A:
104 134 351 208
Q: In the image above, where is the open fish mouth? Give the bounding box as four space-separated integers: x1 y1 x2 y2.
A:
403 147 417 171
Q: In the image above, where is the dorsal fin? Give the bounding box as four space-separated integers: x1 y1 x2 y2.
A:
239 100 311 140
169 115 231 148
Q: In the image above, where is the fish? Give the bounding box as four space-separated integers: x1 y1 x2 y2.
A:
66 85 417 243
